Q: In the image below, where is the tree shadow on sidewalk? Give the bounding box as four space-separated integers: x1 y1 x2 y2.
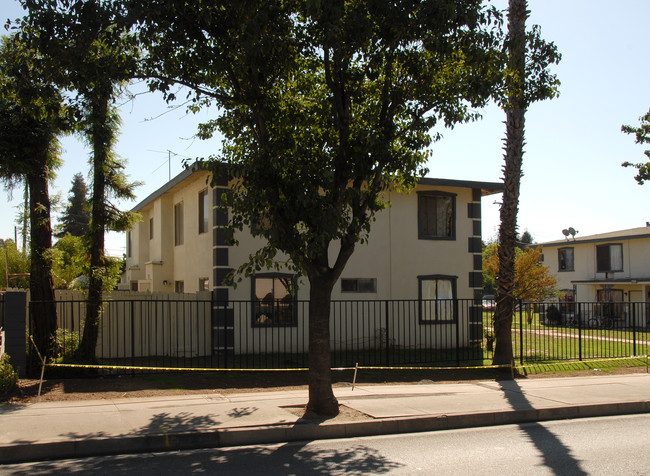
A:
497 380 587 475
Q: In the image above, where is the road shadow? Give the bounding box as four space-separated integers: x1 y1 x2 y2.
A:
497 380 587 475
2 441 403 475
134 411 226 436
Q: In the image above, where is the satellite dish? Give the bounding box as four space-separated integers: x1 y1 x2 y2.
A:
562 229 570 237
568 227 576 235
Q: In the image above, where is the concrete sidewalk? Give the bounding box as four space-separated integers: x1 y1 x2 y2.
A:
1 373 649 464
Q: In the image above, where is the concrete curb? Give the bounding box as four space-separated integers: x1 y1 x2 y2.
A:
2 401 649 464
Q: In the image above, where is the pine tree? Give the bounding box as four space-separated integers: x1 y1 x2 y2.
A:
57 172 90 237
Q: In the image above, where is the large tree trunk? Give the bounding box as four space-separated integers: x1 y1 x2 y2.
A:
79 92 110 361
27 155 57 359
306 272 339 417
493 0 527 366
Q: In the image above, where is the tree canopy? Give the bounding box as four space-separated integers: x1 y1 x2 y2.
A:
133 0 507 415
484 244 557 302
0 32 75 356
621 109 650 185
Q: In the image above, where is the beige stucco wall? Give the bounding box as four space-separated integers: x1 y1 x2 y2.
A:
225 183 477 302
125 170 213 293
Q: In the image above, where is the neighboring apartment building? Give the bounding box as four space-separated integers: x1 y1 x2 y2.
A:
121 165 502 348
536 226 650 326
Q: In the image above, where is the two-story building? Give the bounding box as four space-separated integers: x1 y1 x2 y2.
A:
121 165 503 352
536 226 650 327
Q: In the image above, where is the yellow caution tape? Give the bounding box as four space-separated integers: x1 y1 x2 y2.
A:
46 362 511 372
46 356 644 373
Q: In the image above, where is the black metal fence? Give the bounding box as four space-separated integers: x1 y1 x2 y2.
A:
34 297 485 370
515 301 650 363
27 296 650 372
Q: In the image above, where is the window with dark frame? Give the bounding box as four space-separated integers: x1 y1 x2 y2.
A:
596 244 623 272
199 189 209 234
174 280 184 293
199 277 209 291
418 192 455 240
558 247 574 271
174 202 184 246
341 278 377 293
252 274 297 327
418 275 456 323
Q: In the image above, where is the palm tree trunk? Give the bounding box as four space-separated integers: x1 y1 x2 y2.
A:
493 0 527 366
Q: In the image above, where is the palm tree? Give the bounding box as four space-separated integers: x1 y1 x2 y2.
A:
493 0 560 366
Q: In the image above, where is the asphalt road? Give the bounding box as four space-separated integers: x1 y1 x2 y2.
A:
2 414 650 475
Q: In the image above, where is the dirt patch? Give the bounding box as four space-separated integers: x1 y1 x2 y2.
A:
5 366 647 405
283 404 373 422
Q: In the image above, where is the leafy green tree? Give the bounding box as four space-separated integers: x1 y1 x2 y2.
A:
0 239 30 289
19 0 141 360
52 233 124 291
621 109 650 185
51 233 87 289
56 173 91 238
135 0 506 415
0 33 73 357
484 245 557 302
493 0 560 366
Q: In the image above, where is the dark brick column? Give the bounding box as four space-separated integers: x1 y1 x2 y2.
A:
4 292 27 377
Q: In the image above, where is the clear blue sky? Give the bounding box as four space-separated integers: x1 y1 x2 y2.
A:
2 0 649 256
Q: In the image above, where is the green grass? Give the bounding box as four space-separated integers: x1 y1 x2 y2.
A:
516 356 650 375
482 310 650 363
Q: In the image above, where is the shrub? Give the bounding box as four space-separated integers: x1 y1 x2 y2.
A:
546 305 563 325
52 328 81 362
0 354 19 400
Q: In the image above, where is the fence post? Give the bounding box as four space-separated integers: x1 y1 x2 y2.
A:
577 302 582 361
632 302 637 356
3 292 27 377
223 300 228 369
131 300 135 366
384 300 390 366
519 300 523 366
455 300 460 367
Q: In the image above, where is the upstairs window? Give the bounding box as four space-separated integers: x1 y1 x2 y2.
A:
199 189 209 234
174 202 184 246
418 192 455 240
596 244 623 272
149 218 154 240
252 274 297 327
558 247 574 271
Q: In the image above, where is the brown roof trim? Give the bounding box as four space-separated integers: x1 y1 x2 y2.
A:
417 177 503 196
132 165 504 212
